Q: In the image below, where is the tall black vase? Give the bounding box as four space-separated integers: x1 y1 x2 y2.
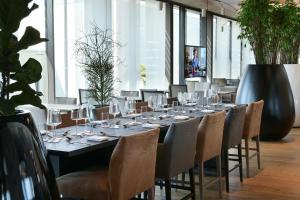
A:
236 64 295 141
0 112 60 199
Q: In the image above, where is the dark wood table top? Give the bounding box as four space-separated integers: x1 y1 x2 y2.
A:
44 104 233 158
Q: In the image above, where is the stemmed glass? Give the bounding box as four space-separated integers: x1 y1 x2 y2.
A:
172 101 179 114
71 108 81 134
46 109 62 137
80 104 89 132
109 102 120 128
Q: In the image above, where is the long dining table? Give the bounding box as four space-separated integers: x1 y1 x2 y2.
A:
44 104 234 177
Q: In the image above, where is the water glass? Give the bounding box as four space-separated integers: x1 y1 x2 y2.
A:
109 102 120 128
172 101 179 113
46 109 62 137
80 104 89 131
71 108 81 134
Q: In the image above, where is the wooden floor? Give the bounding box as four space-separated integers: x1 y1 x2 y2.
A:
155 128 300 200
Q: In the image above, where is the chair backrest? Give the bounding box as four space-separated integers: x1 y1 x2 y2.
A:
109 129 159 200
169 84 188 97
78 89 98 105
17 105 46 130
243 100 264 138
140 89 157 101
136 101 152 112
196 111 226 162
120 90 139 98
222 105 247 150
55 97 77 105
167 97 178 106
142 90 165 102
156 118 200 178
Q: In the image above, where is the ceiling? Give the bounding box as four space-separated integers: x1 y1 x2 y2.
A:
170 0 300 18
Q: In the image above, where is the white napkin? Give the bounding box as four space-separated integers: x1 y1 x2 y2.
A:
142 123 161 128
174 115 189 120
201 109 215 113
87 136 110 142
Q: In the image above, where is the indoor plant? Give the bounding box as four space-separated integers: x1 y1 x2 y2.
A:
236 0 295 140
0 0 47 116
75 25 120 107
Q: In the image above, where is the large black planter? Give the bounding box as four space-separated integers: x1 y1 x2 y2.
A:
0 112 60 199
236 64 295 141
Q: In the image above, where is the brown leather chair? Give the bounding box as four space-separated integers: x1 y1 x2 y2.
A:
222 105 247 192
242 100 264 178
57 128 159 200
136 101 152 113
155 118 200 200
196 111 226 200
57 107 111 129
167 97 178 106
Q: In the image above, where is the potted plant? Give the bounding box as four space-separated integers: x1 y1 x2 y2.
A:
280 0 300 127
236 0 295 140
75 25 120 107
0 0 61 198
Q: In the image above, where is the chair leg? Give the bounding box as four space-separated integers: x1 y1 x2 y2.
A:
216 155 222 198
165 179 171 200
198 162 204 200
245 138 250 178
146 186 155 200
224 150 230 193
256 135 261 169
182 172 186 187
159 180 163 190
189 168 195 200
238 144 243 183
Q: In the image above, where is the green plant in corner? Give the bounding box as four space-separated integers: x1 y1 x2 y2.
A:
237 0 290 64
279 0 300 64
75 25 120 106
0 0 47 116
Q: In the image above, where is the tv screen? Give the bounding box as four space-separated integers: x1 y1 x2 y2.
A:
184 46 207 78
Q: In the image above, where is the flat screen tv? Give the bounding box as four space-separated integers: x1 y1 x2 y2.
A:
184 46 207 78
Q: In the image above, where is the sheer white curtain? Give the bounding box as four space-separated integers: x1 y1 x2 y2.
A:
113 0 167 93
231 21 242 79
213 16 231 79
54 0 111 98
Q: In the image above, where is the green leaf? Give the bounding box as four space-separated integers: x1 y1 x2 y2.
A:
0 0 38 33
9 89 45 110
10 58 42 84
18 26 48 51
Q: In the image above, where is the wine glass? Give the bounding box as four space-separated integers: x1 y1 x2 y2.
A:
71 108 81 134
46 109 62 137
172 101 179 114
80 104 89 132
126 98 136 115
109 102 120 128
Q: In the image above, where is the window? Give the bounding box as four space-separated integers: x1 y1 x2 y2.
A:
113 0 168 92
53 0 111 98
17 0 48 102
213 15 256 80
185 9 201 46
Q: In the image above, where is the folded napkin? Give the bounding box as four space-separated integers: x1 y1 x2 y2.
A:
142 123 161 128
123 121 142 128
174 115 189 120
201 109 215 113
46 137 62 143
87 136 110 142
158 114 171 120
184 103 197 107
